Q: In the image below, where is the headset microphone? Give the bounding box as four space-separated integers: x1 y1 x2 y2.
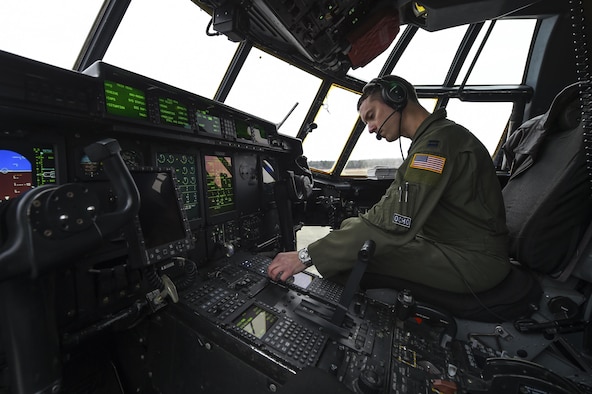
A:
375 109 398 141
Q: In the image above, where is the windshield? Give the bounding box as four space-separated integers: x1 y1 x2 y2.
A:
0 1 536 177
0 0 104 69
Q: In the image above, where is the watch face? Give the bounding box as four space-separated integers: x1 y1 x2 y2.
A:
298 248 311 263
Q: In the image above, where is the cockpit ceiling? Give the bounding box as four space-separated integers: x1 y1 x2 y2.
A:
191 0 548 75
399 0 546 30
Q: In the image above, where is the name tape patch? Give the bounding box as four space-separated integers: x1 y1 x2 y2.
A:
410 153 446 174
393 213 412 228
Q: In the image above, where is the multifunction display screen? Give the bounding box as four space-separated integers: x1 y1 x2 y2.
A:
104 80 148 119
0 147 56 202
204 155 235 216
234 305 278 339
156 152 200 221
196 110 222 135
159 98 190 128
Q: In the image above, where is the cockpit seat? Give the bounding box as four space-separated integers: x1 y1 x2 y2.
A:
361 264 541 322
502 82 592 276
366 82 589 322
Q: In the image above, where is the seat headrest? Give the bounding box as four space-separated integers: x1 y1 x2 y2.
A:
543 82 581 132
556 98 581 131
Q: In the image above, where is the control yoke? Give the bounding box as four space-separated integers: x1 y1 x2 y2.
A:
0 138 140 280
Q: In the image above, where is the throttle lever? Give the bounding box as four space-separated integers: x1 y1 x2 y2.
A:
330 239 375 327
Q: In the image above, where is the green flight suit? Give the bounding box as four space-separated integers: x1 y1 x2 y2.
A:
308 109 510 293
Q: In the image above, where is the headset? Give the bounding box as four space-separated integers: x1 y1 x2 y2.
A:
363 76 409 146
364 75 408 111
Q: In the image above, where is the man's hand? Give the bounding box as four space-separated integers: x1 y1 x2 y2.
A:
267 251 306 282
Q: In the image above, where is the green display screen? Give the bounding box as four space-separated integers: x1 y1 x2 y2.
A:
159 97 190 128
234 305 278 339
204 154 234 216
235 119 251 140
104 80 147 119
156 152 200 220
33 146 57 187
196 110 221 135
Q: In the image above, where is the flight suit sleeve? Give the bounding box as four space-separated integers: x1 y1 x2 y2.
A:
307 215 386 278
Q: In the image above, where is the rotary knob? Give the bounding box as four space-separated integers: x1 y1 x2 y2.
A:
356 368 383 394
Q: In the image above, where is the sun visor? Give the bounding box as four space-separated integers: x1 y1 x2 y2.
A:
346 7 400 69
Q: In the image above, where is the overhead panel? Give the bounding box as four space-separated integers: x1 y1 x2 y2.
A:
205 0 401 74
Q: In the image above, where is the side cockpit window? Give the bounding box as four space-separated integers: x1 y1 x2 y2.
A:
336 19 537 176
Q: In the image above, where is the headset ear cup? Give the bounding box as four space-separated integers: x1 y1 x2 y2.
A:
364 76 409 110
383 82 407 110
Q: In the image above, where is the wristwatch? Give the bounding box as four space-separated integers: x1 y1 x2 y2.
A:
297 247 313 267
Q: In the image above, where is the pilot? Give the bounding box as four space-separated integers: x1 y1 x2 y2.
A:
268 75 511 294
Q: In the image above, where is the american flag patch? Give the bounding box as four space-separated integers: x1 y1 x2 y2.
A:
410 153 446 174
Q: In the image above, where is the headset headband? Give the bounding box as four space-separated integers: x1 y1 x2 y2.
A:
364 76 408 110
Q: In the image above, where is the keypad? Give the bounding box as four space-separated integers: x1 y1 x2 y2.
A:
263 318 326 367
183 285 245 320
307 279 343 303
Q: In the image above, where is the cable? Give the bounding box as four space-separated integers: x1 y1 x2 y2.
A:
143 266 163 290
206 17 222 37
570 0 592 195
398 115 405 161
172 257 198 291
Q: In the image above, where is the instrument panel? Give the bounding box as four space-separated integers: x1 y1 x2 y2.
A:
0 49 301 264
83 61 279 147
168 252 558 394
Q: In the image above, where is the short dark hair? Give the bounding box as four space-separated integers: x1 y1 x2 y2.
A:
357 75 418 111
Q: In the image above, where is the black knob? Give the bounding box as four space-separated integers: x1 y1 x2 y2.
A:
395 289 415 321
358 240 376 261
357 368 383 394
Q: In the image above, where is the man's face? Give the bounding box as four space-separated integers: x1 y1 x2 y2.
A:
359 97 401 142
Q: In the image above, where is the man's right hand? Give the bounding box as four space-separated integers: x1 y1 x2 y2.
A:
267 251 307 282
